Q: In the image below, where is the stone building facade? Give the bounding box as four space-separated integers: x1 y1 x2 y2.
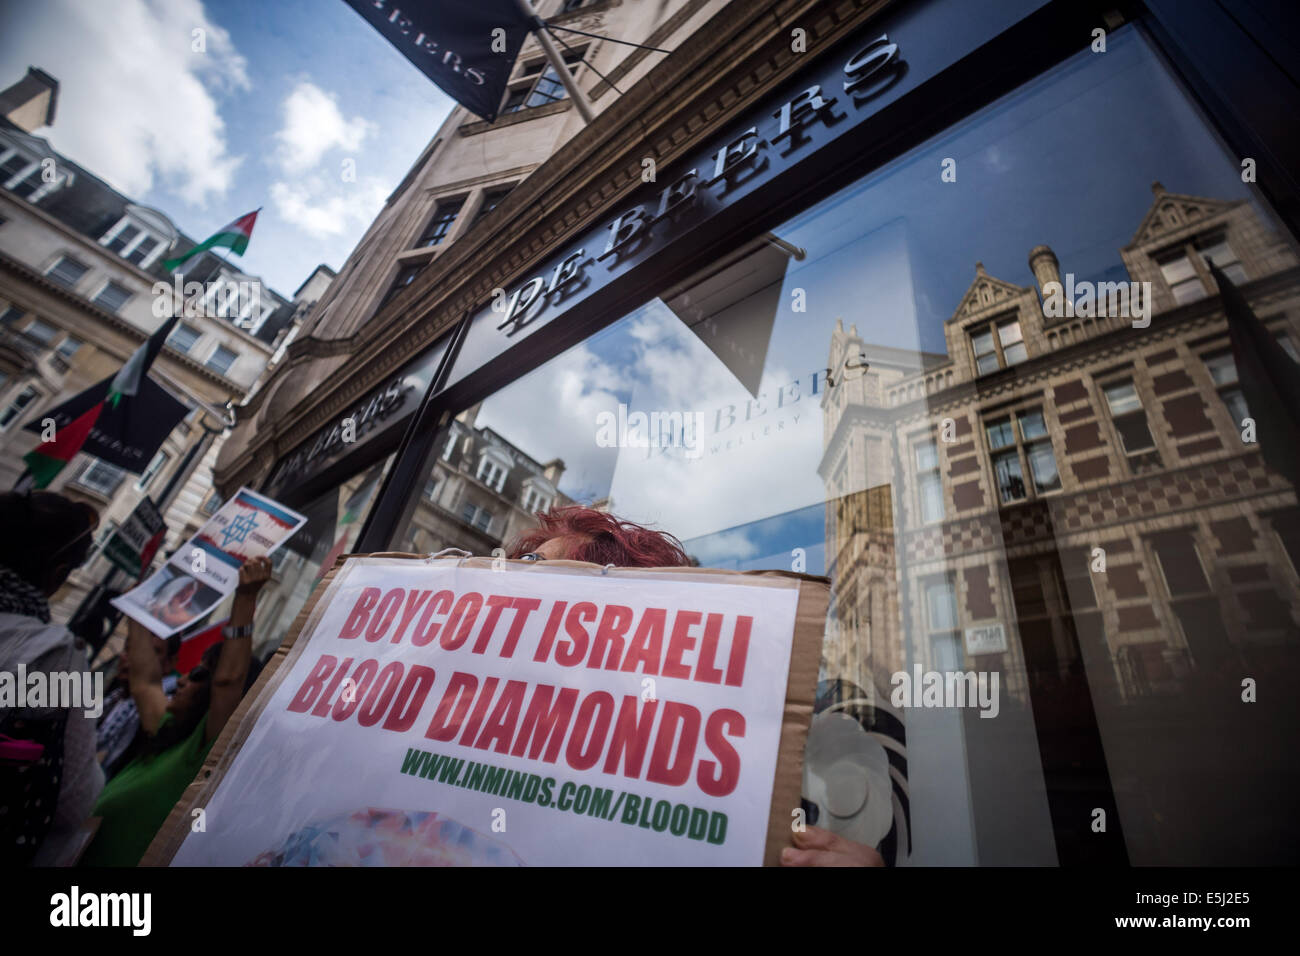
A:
0 67 308 628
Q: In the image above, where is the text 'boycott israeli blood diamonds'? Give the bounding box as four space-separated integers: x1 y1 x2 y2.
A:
286 585 755 797
163 561 803 866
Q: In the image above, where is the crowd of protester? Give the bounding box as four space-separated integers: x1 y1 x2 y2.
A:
1 490 270 867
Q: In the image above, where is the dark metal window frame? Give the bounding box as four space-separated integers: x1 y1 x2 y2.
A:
417 195 467 247
500 48 586 116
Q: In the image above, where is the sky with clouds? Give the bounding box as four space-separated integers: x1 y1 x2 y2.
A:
0 0 454 295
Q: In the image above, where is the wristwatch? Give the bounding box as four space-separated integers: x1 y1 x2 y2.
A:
222 623 254 640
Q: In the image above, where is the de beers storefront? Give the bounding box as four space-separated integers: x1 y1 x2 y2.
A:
215 0 1300 865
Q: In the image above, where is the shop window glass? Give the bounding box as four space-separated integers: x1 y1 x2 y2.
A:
249 455 395 658
380 27 1300 865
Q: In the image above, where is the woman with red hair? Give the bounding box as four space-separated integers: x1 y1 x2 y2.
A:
506 505 692 567
506 505 883 867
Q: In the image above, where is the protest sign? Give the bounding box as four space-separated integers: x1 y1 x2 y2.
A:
102 496 166 578
112 488 305 638
144 555 826 866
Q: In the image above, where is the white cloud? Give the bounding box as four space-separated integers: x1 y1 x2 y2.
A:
274 81 375 175
269 174 388 239
686 529 762 565
475 299 832 544
1 0 249 206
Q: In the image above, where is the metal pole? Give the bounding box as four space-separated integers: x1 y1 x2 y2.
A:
515 0 596 124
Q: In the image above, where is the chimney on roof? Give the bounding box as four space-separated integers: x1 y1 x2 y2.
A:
542 458 565 485
0 67 59 132
1028 245 1062 299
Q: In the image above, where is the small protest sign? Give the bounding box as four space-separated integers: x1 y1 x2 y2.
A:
112 488 306 638
103 496 166 578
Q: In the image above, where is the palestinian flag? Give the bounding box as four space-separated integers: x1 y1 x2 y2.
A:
106 313 179 407
162 209 259 273
20 315 182 488
21 401 102 488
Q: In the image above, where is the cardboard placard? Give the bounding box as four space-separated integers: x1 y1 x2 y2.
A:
142 554 826 867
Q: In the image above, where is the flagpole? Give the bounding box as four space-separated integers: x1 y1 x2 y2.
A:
516 0 595 124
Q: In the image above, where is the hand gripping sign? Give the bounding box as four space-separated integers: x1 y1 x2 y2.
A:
144 553 826 866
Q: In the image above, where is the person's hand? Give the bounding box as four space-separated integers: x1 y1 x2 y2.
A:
780 825 885 867
235 555 273 596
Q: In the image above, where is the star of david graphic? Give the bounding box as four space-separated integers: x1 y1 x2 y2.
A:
220 510 260 548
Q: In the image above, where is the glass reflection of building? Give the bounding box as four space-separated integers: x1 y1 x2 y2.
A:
397 402 575 556
811 184 1300 865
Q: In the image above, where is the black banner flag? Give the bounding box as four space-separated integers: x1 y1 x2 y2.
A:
343 0 535 122
25 374 188 472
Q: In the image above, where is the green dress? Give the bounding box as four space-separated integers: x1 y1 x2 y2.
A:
81 711 214 867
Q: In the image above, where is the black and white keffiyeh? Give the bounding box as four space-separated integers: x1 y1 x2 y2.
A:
0 564 51 624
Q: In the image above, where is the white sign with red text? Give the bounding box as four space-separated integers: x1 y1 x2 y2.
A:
172 560 799 866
